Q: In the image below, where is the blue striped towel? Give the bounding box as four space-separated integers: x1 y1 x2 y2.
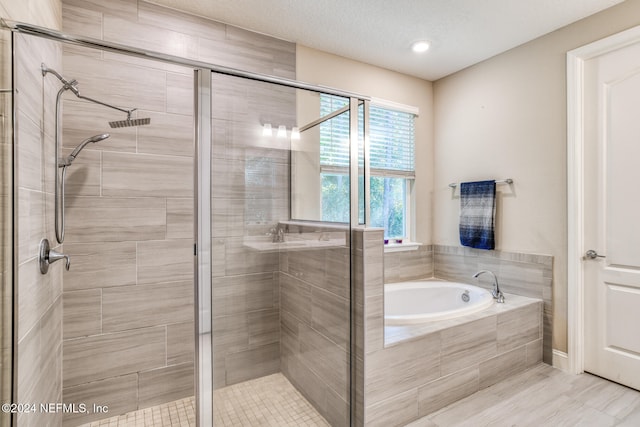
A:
459 180 496 250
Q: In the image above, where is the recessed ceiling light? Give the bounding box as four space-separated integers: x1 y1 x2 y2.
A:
411 41 430 53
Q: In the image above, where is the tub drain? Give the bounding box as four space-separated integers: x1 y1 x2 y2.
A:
461 290 470 302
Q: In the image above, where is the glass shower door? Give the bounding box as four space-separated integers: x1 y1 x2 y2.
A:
210 73 353 426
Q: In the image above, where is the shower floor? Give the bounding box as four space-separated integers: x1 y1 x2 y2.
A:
80 373 329 426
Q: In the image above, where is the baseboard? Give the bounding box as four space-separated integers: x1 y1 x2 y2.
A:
552 350 569 371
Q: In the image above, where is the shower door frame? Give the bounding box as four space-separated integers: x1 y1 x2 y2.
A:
3 19 369 426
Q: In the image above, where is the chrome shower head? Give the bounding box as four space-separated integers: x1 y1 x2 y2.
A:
109 117 151 128
108 108 150 128
65 133 110 165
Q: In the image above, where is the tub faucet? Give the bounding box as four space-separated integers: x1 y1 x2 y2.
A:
473 270 505 303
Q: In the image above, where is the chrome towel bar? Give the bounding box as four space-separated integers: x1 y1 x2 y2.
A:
448 178 513 188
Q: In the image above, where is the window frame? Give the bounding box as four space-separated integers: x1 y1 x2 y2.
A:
318 95 418 241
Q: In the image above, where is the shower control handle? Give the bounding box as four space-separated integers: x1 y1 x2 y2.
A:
39 238 71 274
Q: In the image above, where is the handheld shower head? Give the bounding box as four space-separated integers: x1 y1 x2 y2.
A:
65 133 110 165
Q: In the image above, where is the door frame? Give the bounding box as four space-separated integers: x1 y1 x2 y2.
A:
567 24 640 375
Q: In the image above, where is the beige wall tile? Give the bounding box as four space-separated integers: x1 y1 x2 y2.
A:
225 343 280 385
137 239 194 285
365 294 384 353
417 366 479 417
17 110 43 193
18 258 62 341
167 322 195 365
103 15 198 60
17 321 40 412
280 327 299 363
167 198 193 239
247 309 279 348
62 374 138 426
478 345 527 389
367 388 419 427
287 248 326 288
325 246 350 299
211 198 244 238
213 312 250 356
15 36 45 125
102 281 193 332
441 316 497 376
280 272 312 326
167 72 192 115
526 338 543 368
137 0 226 40
64 53 166 113
137 110 194 157
384 245 434 284
63 289 101 339
298 323 349 401
16 297 63 427
18 189 45 263
65 197 166 243
366 332 441 405
213 272 277 316
62 3 102 39
281 353 327 417
138 362 195 409
311 286 349 350
62 148 101 197
63 327 166 386
497 302 542 353
102 152 192 197
62 0 137 20
325 387 349 427
224 237 279 276
64 241 137 291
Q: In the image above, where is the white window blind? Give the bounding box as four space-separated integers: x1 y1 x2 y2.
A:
319 95 415 177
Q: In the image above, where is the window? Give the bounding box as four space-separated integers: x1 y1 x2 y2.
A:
319 95 416 239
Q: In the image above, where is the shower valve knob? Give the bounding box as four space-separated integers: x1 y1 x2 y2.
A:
39 238 71 274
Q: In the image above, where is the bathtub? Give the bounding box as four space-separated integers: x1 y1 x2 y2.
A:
384 281 494 324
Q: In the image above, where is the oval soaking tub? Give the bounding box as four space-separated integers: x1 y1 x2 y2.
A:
385 281 494 324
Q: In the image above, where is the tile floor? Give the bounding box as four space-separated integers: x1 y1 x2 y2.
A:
80 373 328 427
79 364 640 426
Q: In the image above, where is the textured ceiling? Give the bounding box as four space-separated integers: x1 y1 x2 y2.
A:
147 0 624 80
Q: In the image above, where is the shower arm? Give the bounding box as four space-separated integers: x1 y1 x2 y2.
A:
74 92 136 119
42 63 137 119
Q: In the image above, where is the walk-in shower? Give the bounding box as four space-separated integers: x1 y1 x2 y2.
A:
4 9 367 427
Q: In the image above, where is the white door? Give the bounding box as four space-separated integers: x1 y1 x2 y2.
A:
582 37 640 391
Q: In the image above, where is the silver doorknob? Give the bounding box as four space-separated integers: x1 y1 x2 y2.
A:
585 249 606 259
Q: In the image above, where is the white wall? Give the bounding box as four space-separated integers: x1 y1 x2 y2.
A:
433 0 640 354
296 45 434 243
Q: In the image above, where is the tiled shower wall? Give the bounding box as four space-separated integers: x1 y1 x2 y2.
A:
60 0 295 424
279 223 351 427
14 34 64 427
